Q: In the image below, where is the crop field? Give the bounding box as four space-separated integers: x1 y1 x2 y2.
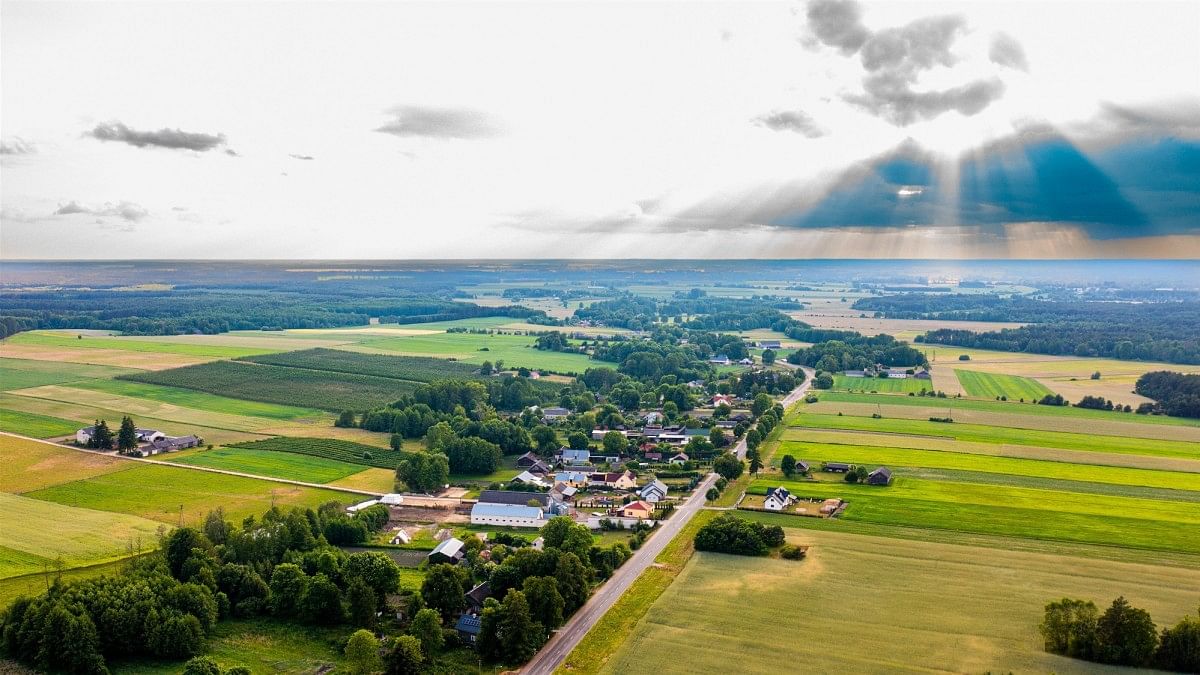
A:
26 463 352 525
225 436 416 470
0 357 139 390
832 375 932 393
0 341 213 370
70 378 323 421
955 369 1053 400
166 446 366 483
0 435 132 493
0 493 164 578
6 330 279 359
241 347 481 381
351 331 602 374
121 360 417 411
0 408 80 437
328 467 397 492
598 528 1200 675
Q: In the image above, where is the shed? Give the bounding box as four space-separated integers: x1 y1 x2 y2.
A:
428 537 465 565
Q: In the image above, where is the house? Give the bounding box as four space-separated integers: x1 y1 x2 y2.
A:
823 462 853 473
795 460 810 475
510 471 549 488
136 435 201 456
686 379 707 389
711 394 735 407
620 500 655 519
516 452 542 469
390 530 411 545
591 428 639 441
552 482 579 500
638 479 669 503
588 470 637 490
763 486 796 511
642 411 663 425
709 354 731 365
820 498 843 515
669 452 690 465
465 582 492 613
428 537 466 565
738 357 755 366
758 340 782 349
470 503 545 527
867 467 893 486
532 537 545 551
715 419 737 429
559 448 591 467
541 406 570 421
346 499 380 513
455 613 482 645
843 370 867 378
914 369 932 380
643 451 663 462
553 471 589 487
76 425 166 446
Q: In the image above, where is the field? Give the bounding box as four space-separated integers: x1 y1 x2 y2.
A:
224 436 416 470
166 446 368 484
0 493 164 578
0 407 80 437
955 369 1053 400
241 347 482 381
328 467 398 493
25 463 353 526
0 434 132 493
597 528 1200 674
120 360 418 411
0 341 215 370
5 330 280 359
832 374 931 393
0 357 139 390
70 378 323 420
350 331 601 374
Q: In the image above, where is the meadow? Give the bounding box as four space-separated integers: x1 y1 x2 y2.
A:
832 374 931 393
352 331 601 373
121 360 417 411
166 446 368 484
0 434 132 493
6 330 279 359
0 357 139 390
71 378 323 420
241 347 481 382
955 369 1053 400
596 528 1200 675
224 436 416 470
0 408 80 437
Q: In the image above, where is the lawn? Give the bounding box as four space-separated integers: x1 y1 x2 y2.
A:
0 357 140 390
833 374 932 393
25 463 353 526
352 331 602 374
7 330 278 358
596 528 1200 674
166 446 367 483
71 378 323 421
955 369 1054 400
0 493 164 578
0 407 80 437
0 434 132 493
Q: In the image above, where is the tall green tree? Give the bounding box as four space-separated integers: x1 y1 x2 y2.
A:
1040 598 1099 659
383 635 424 675
88 419 114 449
268 563 308 619
346 576 377 629
522 576 564 631
344 629 382 675
498 589 539 663
1094 596 1158 666
780 454 797 478
396 453 449 493
409 608 444 655
301 573 344 625
117 416 139 452
420 563 468 621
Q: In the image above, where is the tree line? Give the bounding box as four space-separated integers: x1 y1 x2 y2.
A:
1040 596 1199 671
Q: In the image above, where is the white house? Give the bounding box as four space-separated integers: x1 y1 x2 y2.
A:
763 487 796 511
510 471 549 488
390 530 412 545
638 479 669 503
76 425 165 446
470 503 545 528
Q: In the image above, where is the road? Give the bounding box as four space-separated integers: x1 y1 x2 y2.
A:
523 368 814 674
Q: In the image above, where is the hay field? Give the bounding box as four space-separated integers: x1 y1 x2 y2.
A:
955 369 1053 400
71 378 323 421
329 467 397 493
166 447 366 483
0 342 211 370
598 528 1200 675
832 375 932 393
0 357 139 390
349 331 600 373
0 408 80 438
0 435 133 493
6 331 278 358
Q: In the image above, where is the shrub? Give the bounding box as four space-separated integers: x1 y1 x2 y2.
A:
780 544 806 560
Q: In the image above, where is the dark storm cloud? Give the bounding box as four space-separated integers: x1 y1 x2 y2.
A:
88 121 227 152
805 0 1014 126
754 110 826 137
989 32 1029 72
0 137 35 155
375 106 504 140
54 200 148 222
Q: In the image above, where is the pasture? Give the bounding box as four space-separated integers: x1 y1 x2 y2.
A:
0 357 139 390
25 463 352 526
72 378 323 420
0 342 213 370
0 493 164 578
0 434 132 493
832 374 931 393
597 528 1200 675
955 369 1053 400
0 408 80 438
351 331 601 373
6 330 278 359
224 436 415 470
167 446 367 484
329 467 397 493
241 347 481 382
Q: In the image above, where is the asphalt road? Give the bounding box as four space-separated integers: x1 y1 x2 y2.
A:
522 368 814 674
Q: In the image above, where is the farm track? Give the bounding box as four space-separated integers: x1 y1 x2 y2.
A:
0 431 384 498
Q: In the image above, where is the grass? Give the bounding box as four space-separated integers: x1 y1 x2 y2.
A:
166 447 367 483
0 408 81 437
8 330 278 358
0 434 132 493
0 493 165 578
352 331 601 374
226 436 417 470
110 619 348 674
833 374 932 393
450 454 521 484
773 440 1200 492
240 347 482 382
25 463 353 526
0 357 139 390
955 369 1054 400
71 378 322 420
329 467 397 493
0 557 133 607
595 528 1200 675
121 360 418 411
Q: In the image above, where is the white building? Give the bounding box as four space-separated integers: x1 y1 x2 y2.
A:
470 503 545 528
763 487 796 511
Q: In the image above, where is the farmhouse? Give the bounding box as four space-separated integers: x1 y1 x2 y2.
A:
540 406 570 421
886 368 910 379
141 435 201 455
516 451 542 469
643 451 663 462
619 500 655 519
914 369 932 380
709 354 731 365
559 448 592 467
823 462 853 473
710 394 736 407
428 537 466 565
553 471 589 487
763 486 796 511
588 470 637 490
470 503 545 527
480 489 569 516
76 425 165 446
465 581 492 613
638 479 669 503
455 613 482 645
867 467 893 485
669 452 690 465
510 471 549 488
795 460 810 475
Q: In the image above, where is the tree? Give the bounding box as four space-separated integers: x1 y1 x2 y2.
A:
149 613 205 659
269 563 309 618
202 507 231 546
1094 596 1158 666
522 576 564 631
780 454 797 478
424 421 457 452
421 563 468 621
602 431 629 456
712 453 744 480
751 393 773 418
301 573 344 625
813 372 834 389
708 427 726 448
749 453 763 476
567 431 590 450
531 425 558 454
540 515 577 549
117 415 139 453
477 599 504 663
346 576 377 629
554 552 593 614
409 607 444 655
762 349 776 365
498 589 540 663
444 436 503 474
164 527 211 578
88 419 114 449
1155 610 1200 672
346 551 402 602
183 657 222 675
345 629 382 675
394 451 449 493
479 360 494 376
383 634 424 675
335 410 357 427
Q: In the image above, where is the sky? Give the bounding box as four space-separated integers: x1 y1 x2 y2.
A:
2 0 1198 260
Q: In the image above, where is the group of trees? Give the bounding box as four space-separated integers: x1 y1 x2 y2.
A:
1040 596 1200 671
786 335 927 372
694 514 785 556
1135 371 1200 419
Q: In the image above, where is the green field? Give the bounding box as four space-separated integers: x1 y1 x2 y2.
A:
353 331 601 374
833 374 932 393
240 347 481 381
25 463 352 526
120 360 418 411
71 377 323 420
0 493 164 578
7 331 278 358
167 446 367 483
955 369 1054 400
0 357 140 390
225 436 417 470
0 408 80 437
596 528 1200 674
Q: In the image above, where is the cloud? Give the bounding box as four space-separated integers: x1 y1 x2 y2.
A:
754 110 826 137
805 0 1014 125
53 200 148 222
289 153 315 160
1094 100 1200 138
87 121 228 152
375 106 504 140
0 137 35 155
989 32 1029 72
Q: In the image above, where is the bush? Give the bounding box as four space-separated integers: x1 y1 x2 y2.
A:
694 514 783 556
779 544 806 560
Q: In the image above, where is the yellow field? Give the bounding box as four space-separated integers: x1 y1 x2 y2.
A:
0 435 133 493
329 467 397 492
0 343 209 370
8 385 290 432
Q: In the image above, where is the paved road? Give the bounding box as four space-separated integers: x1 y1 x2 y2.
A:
523 369 814 674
